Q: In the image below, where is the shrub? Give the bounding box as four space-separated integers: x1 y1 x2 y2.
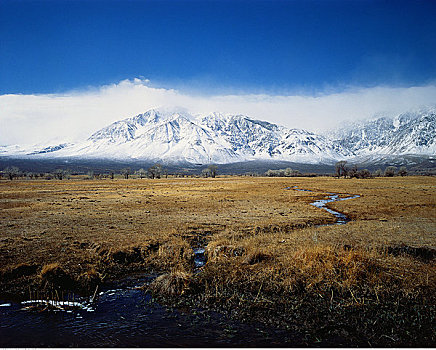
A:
384 166 397 177
358 169 372 179
398 166 408 177
373 169 383 177
335 161 349 178
3 166 20 180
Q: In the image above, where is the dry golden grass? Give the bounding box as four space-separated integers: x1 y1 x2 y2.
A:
148 270 192 296
0 176 326 278
1 175 434 345
0 176 434 291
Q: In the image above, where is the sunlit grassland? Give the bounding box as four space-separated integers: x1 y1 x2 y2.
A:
1 176 435 345
1 176 434 289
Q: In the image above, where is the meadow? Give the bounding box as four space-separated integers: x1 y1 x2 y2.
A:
1 176 435 346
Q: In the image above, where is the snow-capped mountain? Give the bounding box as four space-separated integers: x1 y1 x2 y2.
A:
197 112 351 163
1 106 434 165
57 110 236 163
329 106 436 156
0 109 350 164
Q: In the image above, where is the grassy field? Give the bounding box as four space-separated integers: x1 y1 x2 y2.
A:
1 176 435 346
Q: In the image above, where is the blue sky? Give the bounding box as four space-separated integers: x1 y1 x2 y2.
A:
1 0 436 95
1 0 436 145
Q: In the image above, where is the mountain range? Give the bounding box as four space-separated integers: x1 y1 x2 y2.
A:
1 106 435 166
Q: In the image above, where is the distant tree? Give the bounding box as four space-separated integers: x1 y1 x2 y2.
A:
110 171 114 180
282 167 302 177
349 166 371 179
207 165 218 178
155 164 162 179
265 169 276 177
335 161 349 178
358 169 372 179
147 164 162 179
148 167 155 179
54 169 63 180
137 168 147 179
348 165 359 178
374 169 383 177
54 168 71 180
121 167 131 179
4 166 20 180
384 166 397 177
398 166 408 177
201 168 210 178
87 170 94 180
265 169 287 177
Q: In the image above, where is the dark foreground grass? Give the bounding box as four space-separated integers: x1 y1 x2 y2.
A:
147 242 435 347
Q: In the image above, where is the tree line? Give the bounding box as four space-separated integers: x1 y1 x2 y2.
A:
1 166 73 181
264 168 302 177
263 162 409 178
0 163 220 180
334 161 408 178
0 161 412 180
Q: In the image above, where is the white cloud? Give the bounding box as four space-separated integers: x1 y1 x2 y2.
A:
1 78 435 145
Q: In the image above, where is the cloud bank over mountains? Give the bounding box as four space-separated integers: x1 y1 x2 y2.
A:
1 78 436 145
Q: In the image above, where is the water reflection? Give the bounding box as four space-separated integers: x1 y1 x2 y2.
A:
0 277 301 347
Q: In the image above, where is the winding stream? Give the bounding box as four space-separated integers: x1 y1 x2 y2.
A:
310 193 360 225
0 186 359 347
285 186 360 225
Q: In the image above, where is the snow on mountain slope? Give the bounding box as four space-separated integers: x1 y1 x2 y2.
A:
52 109 239 163
330 106 436 156
197 112 351 163
0 143 71 157
1 108 349 164
2 106 434 164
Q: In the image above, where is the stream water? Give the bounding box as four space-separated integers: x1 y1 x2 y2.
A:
285 186 360 225
0 186 359 347
0 276 300 347
310 194 360 225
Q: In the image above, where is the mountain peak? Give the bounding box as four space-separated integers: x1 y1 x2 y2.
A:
2 107 434 165
329 105 436 156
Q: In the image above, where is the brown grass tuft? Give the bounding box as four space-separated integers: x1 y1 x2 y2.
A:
206 242 245 261
156 239 192 270
40 262 61 277
39 263 75 290
111 247 144 265
78 266 101 291
149 270 193 296
243 250 271 265
287 245 381 291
